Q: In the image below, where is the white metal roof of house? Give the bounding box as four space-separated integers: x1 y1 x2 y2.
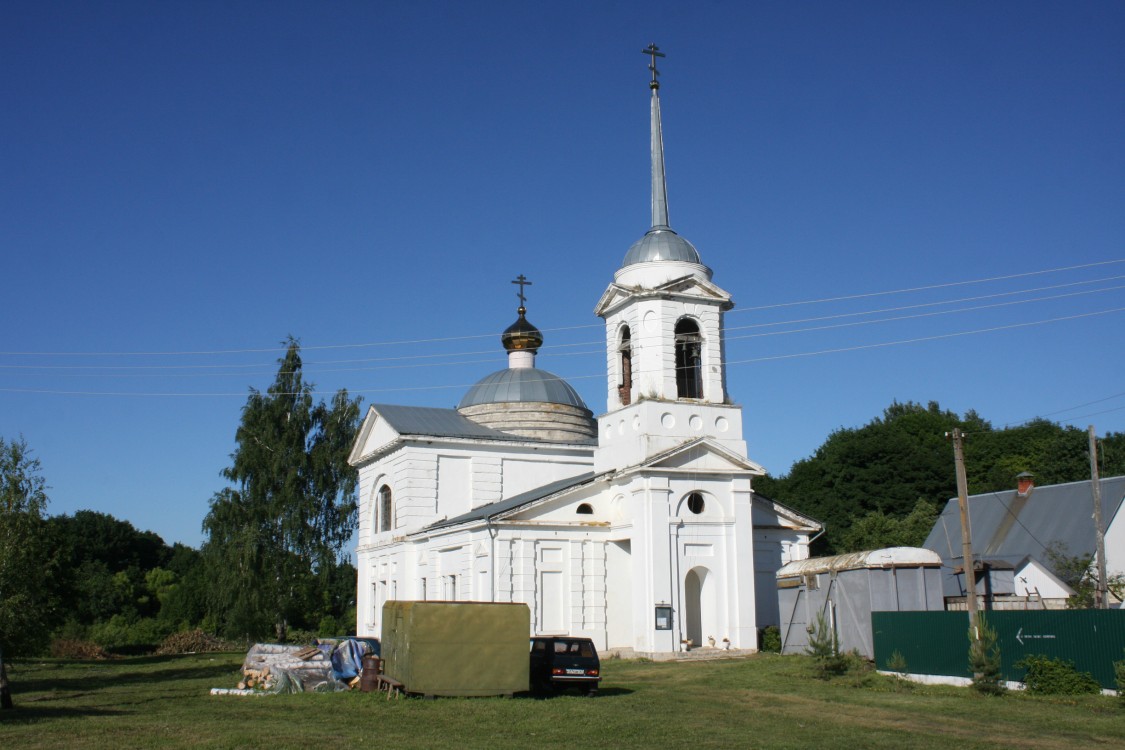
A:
776 547 943 578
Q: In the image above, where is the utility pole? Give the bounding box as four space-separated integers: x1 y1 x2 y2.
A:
950 428 980 636
1089 425 1108 610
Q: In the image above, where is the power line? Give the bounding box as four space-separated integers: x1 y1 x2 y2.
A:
5 306 1122 398
724 284 1125 343
1003 393 1125 427
724 275 1125 333
4 279 1121 374
2 259 1120 358
729 259 1125 315
725 306 1125 366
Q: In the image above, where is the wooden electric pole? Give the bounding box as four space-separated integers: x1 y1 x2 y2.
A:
950 428 980 636
1089 425 1109 610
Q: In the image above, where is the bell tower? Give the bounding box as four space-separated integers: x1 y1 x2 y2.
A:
593 45 743 472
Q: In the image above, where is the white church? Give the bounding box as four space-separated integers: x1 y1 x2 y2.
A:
350 50 820 656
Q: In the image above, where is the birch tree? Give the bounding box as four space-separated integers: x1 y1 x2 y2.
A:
202 339 361 640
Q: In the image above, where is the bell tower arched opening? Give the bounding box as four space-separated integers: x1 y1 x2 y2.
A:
674 318 702 399
618 325 633 406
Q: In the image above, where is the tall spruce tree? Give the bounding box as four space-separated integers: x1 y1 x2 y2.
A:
202 339 361 641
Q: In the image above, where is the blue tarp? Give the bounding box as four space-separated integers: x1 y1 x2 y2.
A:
329 638 369 681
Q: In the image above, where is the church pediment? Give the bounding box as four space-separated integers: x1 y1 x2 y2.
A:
594 276 732 317
630 438 764 476
348 406 404 466
653 275 732 304
593 284 633 317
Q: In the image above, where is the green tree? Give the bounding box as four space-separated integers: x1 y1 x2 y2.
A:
840 499 939 552
48 510 181 628
201 339 361 641
0 437 57 709
759 401 1125 554
969 615 1005 695
1044 543 1125 609
764 401 967 552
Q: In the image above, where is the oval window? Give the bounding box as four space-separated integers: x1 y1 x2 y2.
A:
576 503 594 515
686 492 705 515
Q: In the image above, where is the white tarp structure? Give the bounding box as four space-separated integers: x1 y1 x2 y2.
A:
776 547 945 658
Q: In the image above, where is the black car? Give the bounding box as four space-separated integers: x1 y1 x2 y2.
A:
529 636 601 696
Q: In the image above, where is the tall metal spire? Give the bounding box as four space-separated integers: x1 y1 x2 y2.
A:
619 44 701 269
643 43 670 230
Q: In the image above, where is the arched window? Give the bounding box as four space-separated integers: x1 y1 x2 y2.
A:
378 485 393 532
685 492 705 515
618 326 633 406
576 503 594 515
674 319 703 399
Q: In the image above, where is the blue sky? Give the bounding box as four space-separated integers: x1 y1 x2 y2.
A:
3 1 1123 549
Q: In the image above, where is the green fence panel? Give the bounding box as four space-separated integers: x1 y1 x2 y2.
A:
873 610 1125 689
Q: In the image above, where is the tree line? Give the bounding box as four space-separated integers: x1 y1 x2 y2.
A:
1 340 361 681
755 400 1125 555
4 350 1124 677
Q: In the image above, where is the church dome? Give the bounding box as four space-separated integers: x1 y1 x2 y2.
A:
621 225 701 268
459 278 597 442
501 307 543 352
458 367 588 410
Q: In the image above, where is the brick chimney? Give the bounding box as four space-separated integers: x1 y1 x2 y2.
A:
1015 471 1035 497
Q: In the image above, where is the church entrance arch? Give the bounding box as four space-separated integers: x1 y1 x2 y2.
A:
684 566 716 648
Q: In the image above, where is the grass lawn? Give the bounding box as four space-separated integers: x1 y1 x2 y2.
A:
1 652 1122 749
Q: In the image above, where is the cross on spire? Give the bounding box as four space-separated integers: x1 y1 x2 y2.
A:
511 274 533 308
642 43 665 89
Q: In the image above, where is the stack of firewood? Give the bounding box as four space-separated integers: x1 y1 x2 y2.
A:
239 643 333 691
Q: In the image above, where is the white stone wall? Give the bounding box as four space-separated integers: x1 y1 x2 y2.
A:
594 399 747 474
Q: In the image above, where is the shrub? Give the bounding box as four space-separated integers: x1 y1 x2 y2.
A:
760 626 781 653
806 612 855 678
155 629 235 656
283 628 319 645
49 639 110 660
1115 654 1125 706
887 649 908 673
89 616 174 652
1014 654 1100 695
968 616 1005 695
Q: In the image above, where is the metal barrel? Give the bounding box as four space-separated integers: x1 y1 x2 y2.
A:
359 654 382 693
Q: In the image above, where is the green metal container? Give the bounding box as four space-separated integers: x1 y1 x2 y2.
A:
381 601 531 697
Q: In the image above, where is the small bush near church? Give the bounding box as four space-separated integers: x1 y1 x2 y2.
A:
1016 654 1101 695
760 626 781 653
805 612 863 678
